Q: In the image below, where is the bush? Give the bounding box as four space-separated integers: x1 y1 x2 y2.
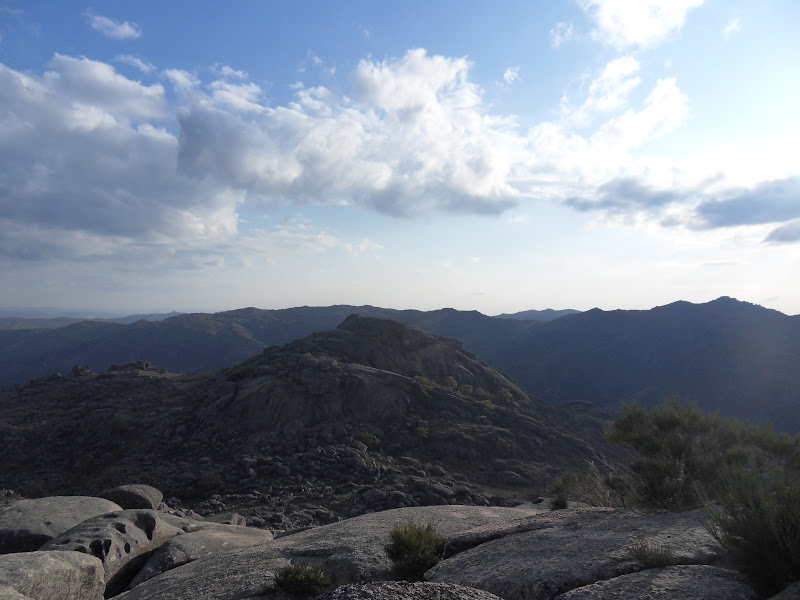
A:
705 468 800 595
273 561 332 596
550 461 632 509
549 493 568 510
628 537 677 568
384 521 444 581
606 398 799 509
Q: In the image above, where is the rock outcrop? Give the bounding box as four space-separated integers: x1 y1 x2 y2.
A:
100 485 163 511
0 489 776 600
428 508 725 599
0 497 122 554
317 581 506 600
41 510 182 597
0 550 105 600
556 565 757 600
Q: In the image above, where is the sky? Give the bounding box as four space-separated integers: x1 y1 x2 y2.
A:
1 0 799 316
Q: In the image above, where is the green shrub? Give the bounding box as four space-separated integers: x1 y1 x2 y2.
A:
549 492 568 510
705 468 800 595
443 376 458 390
549 462 631 509
273 561 332 596
385 521 445 581
413 426 429 440
606 398 800 509
628 537 678 568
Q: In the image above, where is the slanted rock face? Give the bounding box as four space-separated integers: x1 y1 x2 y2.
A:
0 496 122 554
317 581 506 600
428 508 726 600
40 509 182 597
99 485 163 510
114 505 545 600
0 584 32 598
557 565 757 600
128 518 274 588
0 550 104 600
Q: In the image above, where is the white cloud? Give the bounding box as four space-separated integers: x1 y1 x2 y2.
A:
213 64 248 79
567 56 641 125
550 22 574 48
579 0 704 48
115 54 155 74
178 49 522 216
724 18 741 40
164 68 200 93
503 66 520 85
87 13 142 40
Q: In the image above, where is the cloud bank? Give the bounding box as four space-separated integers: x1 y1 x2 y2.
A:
1 41 798 273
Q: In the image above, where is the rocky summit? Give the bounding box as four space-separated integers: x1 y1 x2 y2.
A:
0 492 769 600
0 315 784 599
0 315 611 528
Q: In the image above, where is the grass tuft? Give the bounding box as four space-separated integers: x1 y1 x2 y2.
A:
384 521 444 581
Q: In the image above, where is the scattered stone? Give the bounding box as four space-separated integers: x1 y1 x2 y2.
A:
0 497 122 554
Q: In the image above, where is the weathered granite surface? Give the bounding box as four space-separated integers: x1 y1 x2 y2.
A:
41 510 182 597
427 508 725 600
557 565 757 600
316 581 506 600
0 496 121 554
0 550 104 600
115 505 544 600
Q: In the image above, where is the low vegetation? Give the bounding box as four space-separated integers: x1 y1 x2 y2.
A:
705 467 800 595
272 561 334 597
628 537 678 568
384 521 445 581
597 398 800 594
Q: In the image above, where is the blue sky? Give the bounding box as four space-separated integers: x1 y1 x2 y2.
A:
1 1 799 315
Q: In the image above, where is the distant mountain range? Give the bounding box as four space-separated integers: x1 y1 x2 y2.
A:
1 297 798 432
0 312 182 330
493 308 580 321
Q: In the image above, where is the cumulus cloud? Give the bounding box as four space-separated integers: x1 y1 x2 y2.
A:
766 220 800 244
3 43 798 276
694 178 800 229
503 66 520 85
87 13 142 40
724 18 741 40
115 54 155 74
177 49 522 217
550 22 574 48
579 0 704 48
0 56 233 262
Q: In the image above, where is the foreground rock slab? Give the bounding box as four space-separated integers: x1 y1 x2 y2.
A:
428 508 726 600
317 581 506 600
0 584 32 599
557 565 757 600
0 496 122 554
116 505 544 600
0 550 104 600
41 509 182 597
128 518 274 587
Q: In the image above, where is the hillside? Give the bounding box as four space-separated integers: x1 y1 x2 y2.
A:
0 316 612 525
0 305 536 385
498 297 800 432
1 297 798 432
